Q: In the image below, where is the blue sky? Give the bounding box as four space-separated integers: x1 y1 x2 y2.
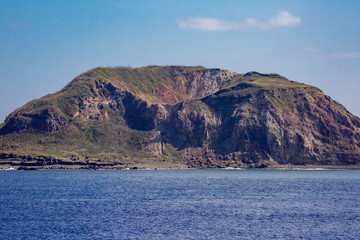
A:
1 0 359 121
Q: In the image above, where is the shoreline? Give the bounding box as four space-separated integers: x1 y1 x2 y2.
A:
1 164 360 171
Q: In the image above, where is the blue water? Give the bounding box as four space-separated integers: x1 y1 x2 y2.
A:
1 169 360 240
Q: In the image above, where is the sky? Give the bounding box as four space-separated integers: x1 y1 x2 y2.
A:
0 0 359 122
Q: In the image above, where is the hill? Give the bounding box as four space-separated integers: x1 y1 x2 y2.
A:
1 66 359 169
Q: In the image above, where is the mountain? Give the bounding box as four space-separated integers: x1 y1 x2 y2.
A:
1 66 359 169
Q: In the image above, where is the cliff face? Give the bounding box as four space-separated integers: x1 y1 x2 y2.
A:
1 66 359 169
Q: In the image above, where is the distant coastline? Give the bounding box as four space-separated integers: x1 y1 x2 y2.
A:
1 163 360 171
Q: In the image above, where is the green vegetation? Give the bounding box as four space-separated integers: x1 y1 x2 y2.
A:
219 74 244 90
241 72 322 91
0 118 152 162
161 143 181 157
91 65 209 104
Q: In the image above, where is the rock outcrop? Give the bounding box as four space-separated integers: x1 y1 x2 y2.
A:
1 66 359 169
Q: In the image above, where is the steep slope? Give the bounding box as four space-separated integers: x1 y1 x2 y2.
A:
0 66 359 169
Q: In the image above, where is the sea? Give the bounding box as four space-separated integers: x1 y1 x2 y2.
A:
1 169 360 240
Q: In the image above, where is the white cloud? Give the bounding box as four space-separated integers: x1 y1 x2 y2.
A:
177 10 301 31
177 17 239 31
332 52 360 59
267 10 301 28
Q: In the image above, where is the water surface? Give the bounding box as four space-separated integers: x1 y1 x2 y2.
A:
1 169 360 239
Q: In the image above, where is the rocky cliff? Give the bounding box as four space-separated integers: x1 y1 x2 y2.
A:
1 66 359 169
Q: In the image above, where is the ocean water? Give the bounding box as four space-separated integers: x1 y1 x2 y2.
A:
1 169 360 240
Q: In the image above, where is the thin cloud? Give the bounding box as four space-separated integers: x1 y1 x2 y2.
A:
177 10 301 31
304 47 320 52
332 52 360 59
